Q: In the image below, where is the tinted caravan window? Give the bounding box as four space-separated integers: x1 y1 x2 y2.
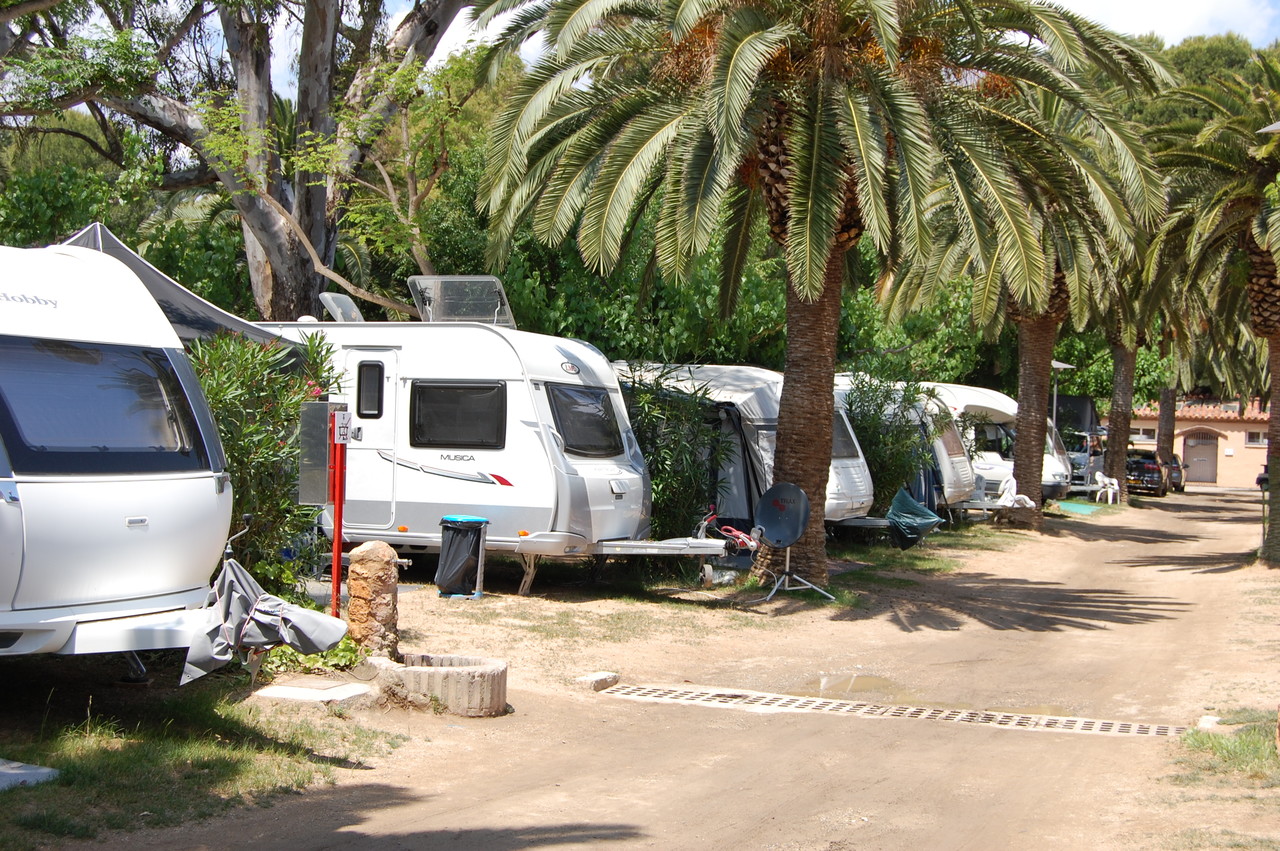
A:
546 384 623 457
410 381 505 449
832 412 861 459
0 335 208 475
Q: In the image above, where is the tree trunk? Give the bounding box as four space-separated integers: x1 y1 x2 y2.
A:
1265 334 1280 565
1010 312 1059 529
1156 385 1176 466
1243 233 1280 564
767 254 845 585
1105 338 1137 502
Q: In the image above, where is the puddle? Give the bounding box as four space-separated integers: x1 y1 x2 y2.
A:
792 674 1072 717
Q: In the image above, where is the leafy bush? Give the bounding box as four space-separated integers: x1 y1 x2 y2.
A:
840 374 939 514
621 368 732 540
188 332 340 598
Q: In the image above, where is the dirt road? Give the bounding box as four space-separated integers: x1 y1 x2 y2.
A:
107 490 1280 849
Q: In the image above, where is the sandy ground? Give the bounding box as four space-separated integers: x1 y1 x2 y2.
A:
93 488 1280 849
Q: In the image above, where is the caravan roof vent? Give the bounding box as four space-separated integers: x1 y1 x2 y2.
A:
407 275 516 328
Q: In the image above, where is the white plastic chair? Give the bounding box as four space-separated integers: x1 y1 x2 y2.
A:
996 476 1035 509
1094 471 1120 504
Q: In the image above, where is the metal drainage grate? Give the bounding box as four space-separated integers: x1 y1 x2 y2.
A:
602 684 1186 738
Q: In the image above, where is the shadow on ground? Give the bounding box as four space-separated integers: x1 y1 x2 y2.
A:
810 571 1192 633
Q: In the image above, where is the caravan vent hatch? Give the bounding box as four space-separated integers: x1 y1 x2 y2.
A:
407 275 516 328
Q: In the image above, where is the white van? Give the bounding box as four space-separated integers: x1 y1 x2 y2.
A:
0 246 233 657
259 321 723 573
833 374 977 514
616 364 874 529
923 382 1073 501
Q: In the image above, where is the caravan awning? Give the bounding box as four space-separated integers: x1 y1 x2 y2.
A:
62 223 281 347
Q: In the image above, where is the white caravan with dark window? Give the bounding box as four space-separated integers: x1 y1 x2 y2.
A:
0 246 233 657
616 363 875 529
259 321 721 572
833 374 977 514
922 382 1073 501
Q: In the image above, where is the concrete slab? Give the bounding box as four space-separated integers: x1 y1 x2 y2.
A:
0 758 59 790
252 678 373 703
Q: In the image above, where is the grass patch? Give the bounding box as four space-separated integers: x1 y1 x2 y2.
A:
1178 708 1280 788
828 522 1013 574
0 655 402 850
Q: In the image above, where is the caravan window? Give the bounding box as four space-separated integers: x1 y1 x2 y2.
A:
356 362 384 418
832 412 861 459
409 381 505 449
0 335 208 475
546 384 623 457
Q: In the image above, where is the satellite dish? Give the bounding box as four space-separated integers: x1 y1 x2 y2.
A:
753 482 810 549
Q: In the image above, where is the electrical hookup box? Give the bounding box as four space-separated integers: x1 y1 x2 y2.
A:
298 401 348 506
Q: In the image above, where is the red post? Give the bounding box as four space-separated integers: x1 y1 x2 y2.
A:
329 412 349 617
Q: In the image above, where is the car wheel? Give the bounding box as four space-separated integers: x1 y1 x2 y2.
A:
1174 484 1185 493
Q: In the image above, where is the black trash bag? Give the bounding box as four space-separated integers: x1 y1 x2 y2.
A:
436 516 488 595
885 487 944 551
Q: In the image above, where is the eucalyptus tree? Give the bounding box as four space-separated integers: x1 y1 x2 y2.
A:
477 0 1168 568
0 0 466 320
1152 54 1280 561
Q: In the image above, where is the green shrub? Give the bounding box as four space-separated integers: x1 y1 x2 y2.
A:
188 332 340 598
840 374 940 515
621 369 732 540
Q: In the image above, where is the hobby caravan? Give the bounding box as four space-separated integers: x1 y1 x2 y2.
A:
833 374 977 514
258 320 723 586
616 363 875 528
922 382 1073 501
0 246 233 656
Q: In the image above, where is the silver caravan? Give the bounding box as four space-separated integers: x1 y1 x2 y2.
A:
259 321 722 573
922 382 1073 501
617 364 875 528
0 246 233 656
833 374 977 514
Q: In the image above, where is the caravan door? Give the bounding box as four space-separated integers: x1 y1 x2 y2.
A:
827 410 874 520
342 347 399 529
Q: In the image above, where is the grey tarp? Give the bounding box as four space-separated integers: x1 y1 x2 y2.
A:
62 223 282 346
182 558 347 684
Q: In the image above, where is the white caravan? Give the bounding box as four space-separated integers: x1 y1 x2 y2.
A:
833 374 977 514
259 321 722 586
616 364 875 529
922 382 1073 501
0 246 233 657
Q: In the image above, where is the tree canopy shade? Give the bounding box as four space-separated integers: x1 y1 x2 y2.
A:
477 0 1169 575
0 0 468 319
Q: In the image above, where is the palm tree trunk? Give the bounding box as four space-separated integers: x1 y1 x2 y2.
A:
1011 312 1058 529
1264 334 1280 564
767 254 844 585
1156 385 1176 466
1105 338 1137 502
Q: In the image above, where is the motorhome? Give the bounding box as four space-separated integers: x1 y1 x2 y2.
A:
615 364 875 531
258 319 723 589
833 374 977 515
922 382 1073 501
0 245 233 657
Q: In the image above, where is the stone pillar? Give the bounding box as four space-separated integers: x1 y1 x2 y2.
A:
346 540 398 658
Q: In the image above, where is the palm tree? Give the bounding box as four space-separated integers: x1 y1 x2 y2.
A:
475 0 1166 577
889 86 1166 524
1153 53 1280 561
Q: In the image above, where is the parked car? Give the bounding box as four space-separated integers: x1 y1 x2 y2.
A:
1126 448 1168 497
1166 454 1186 493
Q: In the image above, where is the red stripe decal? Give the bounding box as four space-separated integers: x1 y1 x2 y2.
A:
490 474 514 486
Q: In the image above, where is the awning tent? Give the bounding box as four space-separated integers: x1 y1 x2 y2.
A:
62 223 281 347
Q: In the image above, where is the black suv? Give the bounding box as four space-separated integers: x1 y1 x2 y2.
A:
1126 448 1168 497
